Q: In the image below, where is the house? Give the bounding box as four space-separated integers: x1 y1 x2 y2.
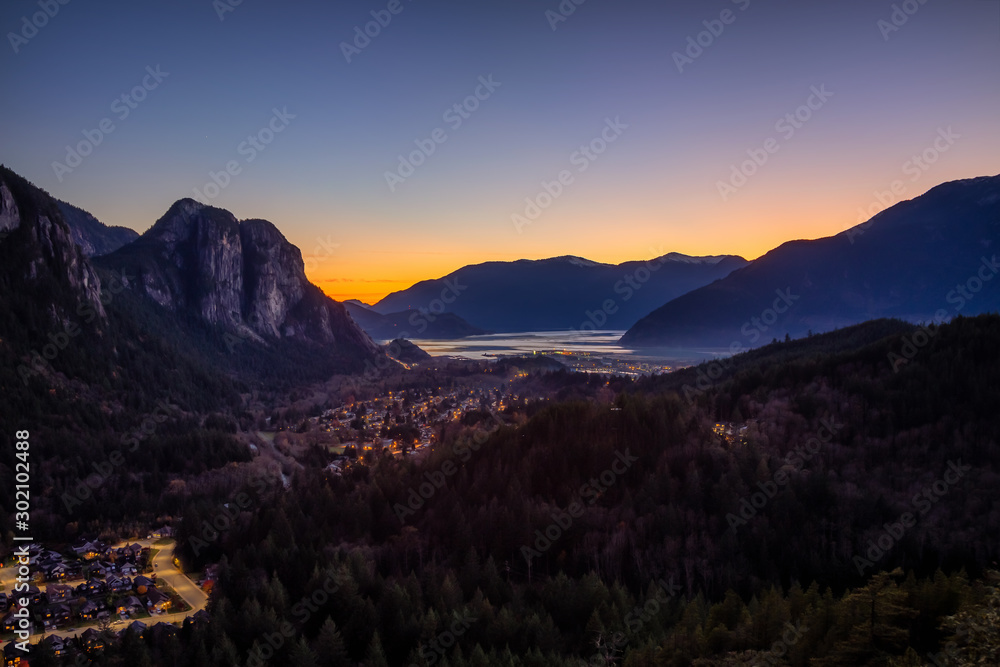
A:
43 562 68 580
152 525 173 538
3 641 23 667
71 539 104 560
46 583 73 602
88 563 110 579
185 609 210 627
79 600 105 620
120 563 138 576
81 628 104 652
133 575 155 590
145 586 168 612
116 596 143 615
39 602 71 628
146 621 177 643
127 620 147 638
25 585 44 606
1 612 16 634
40 634 68 657
121 543 143 559
49 603 72 625
107 576 133 593
78 579 106 596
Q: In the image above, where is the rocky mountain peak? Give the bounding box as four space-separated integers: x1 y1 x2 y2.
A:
102 199 378 357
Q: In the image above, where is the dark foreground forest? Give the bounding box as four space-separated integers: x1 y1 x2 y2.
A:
13 316 1000 666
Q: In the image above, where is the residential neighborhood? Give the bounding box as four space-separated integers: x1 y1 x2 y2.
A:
0 536 208 662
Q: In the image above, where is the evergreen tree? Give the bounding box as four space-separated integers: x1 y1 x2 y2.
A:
366 631 390 667
314 617 350 667
288 637 319 667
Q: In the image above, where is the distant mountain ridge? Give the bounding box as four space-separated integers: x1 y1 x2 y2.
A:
345 301 489 340
622 174 1000 348
373 253 748 332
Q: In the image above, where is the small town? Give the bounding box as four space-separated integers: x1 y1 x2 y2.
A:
306 384 517 475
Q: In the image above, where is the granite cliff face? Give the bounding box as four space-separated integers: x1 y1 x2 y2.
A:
102 199 378 357
0 167 105 322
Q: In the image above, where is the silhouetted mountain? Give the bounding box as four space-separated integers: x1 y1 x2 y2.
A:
0 166 382 430
0 166 246 431
622 175 1000 348
98 199 379 362
373 253 748 332
345 300 488 340
55 199 139 257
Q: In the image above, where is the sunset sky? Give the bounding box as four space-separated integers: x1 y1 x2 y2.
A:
2 0 998 303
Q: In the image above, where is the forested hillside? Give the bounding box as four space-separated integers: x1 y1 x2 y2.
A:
48 316 1000 666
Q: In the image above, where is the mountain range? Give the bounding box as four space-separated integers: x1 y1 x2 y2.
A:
0 165 382 420
372 253 749 332
5 162 1000 380
622 174 1000 348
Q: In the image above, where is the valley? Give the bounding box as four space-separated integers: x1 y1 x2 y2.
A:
1 165 999 665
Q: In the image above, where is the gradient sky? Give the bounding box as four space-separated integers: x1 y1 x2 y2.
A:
1 0 998 302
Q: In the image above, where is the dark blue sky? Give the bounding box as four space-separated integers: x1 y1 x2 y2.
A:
2 0 997 300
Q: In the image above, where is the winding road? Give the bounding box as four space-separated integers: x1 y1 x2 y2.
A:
5 539 208 645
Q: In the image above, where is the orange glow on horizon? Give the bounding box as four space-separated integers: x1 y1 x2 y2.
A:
306 212 853 305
